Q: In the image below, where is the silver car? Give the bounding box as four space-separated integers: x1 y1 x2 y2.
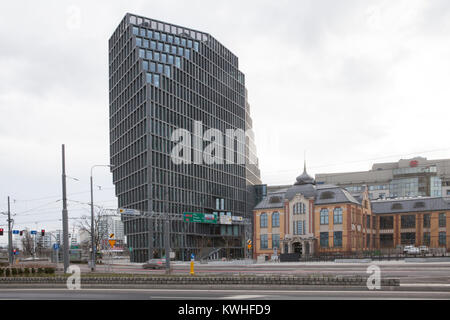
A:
143 259 166 269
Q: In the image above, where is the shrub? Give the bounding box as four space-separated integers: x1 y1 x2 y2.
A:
37 268 43 274
11 268 17 276
45 267 55 274
0 268 4 277
24 268 30 276
17 268 23 276
5 268 10 277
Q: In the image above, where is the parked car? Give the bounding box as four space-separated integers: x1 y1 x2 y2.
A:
419 246 429 254
404 246 420 255
143 259 166 269
403 245 414 254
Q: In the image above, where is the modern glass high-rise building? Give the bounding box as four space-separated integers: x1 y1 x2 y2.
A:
109 13 261 262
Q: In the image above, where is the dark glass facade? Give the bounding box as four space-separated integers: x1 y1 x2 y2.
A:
109 13 261 262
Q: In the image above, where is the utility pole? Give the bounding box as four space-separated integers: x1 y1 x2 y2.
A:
61 144 70 273
7 196 13 265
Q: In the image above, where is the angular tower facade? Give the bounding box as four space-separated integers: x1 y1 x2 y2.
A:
109 13 261 262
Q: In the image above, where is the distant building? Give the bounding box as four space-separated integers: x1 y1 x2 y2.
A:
316 157 450 199
98 215 125 241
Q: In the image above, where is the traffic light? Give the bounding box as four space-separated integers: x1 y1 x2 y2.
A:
41 229 45 236
0 228 3 236
19 231 23 236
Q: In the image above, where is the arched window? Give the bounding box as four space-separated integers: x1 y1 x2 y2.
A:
320 209 329 225
334 208 343 224
272 212 280 228
260 213 268 228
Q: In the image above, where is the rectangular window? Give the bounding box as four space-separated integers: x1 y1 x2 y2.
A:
439 213 446 228
178 47 184 56
157 63 163 73
334 232 342 248
136 37 142 47
165 65 171 78
168 35 173 43
185 49 190 59
154 52 160 61
423 232 430 246
143 39 149 48
294 221 304 235
150 41 156 50
333 208 343 225
272 234 280 249
157 42 163 51
439 232 446 246
154 32 160 40
161 54 167 63
260 213 268 228
132 26 139 35
175 56 181 68
146 73 152 83
320 209 329 225
146 50 152 60
168 55 174 64
380 216 394 229
150 62 156 72
138 49 145 58
401 232 415 245
260 234 268 249
320 232 329 248
153 74 160 87
401 215 416 228
423 214 431 228
143 60 148 71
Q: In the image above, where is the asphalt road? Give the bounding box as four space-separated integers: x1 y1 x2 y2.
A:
0 288 449 300
77 261 450 285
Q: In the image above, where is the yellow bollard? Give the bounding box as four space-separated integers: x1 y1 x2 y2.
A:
190 260 195 275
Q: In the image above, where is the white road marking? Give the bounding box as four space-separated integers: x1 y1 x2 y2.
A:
222 295 265 300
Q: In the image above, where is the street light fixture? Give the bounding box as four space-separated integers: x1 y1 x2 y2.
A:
90 164 114 272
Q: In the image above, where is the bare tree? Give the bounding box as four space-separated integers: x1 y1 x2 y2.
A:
21 229 34 257
77 207 109 259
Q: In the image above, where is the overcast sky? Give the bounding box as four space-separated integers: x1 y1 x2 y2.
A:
1 0 450 240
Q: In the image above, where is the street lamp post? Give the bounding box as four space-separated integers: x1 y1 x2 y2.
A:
90 165 114 272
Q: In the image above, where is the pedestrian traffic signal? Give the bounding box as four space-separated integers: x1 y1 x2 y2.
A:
41 229 45 236
20 231 23 236
0 228 3 236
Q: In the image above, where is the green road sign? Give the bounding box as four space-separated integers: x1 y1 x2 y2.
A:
183 212 217 224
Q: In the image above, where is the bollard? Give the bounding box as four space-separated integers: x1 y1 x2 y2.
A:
190 259 195 276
